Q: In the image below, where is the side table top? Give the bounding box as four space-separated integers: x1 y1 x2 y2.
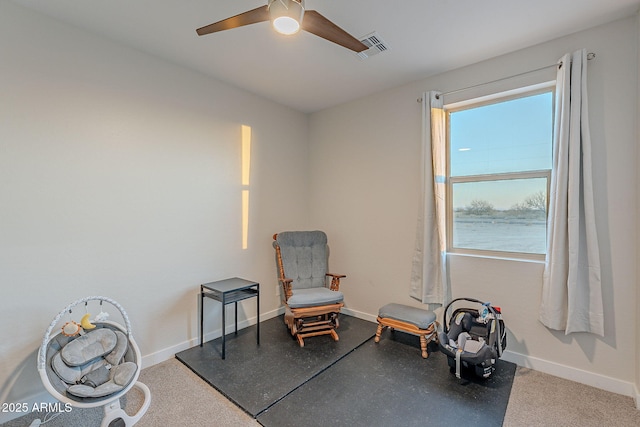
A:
201 277 259 293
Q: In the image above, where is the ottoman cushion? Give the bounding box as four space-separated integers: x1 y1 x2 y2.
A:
378 303 436 330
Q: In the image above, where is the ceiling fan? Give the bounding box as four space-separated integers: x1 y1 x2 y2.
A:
196 0 368 52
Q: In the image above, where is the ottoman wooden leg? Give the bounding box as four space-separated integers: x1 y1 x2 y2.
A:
375 322 384 343
420 334 428 358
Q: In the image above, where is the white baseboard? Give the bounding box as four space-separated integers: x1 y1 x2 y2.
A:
502 349 636 398
142 307 284 368
142 306 375 368
341 306 377 323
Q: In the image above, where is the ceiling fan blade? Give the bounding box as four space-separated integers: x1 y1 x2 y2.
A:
301 10 367 52
196 6 270 36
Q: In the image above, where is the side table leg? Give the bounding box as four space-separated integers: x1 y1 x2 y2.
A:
222 300 226 359
199 287 204 347
234 301 238 335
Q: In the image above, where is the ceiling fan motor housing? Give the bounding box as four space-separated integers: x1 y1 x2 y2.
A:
269 0 305 34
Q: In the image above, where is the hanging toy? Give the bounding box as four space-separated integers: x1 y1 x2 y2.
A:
478 302 490 323
61 321 82 337
61 308 82 337
80 313 96 330
94 311 109 322
93 300 109 323
80 301 96 330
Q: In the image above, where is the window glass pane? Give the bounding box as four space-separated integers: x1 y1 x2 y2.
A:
452 178 547 254
450 92 553 177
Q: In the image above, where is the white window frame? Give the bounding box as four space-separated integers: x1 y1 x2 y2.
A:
444 82 555 261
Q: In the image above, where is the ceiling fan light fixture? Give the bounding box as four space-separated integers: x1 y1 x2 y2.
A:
269 0 305 35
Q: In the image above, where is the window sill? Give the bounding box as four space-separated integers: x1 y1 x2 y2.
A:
447 251 545 264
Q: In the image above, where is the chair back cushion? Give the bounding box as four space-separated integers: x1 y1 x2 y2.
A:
276 231 328 290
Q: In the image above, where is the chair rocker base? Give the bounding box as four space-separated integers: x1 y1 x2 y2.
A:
285 303 344 347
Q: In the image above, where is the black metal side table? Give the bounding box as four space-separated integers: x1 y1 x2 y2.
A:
199 277 259 359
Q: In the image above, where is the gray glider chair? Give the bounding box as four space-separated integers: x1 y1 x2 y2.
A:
273 231 346 347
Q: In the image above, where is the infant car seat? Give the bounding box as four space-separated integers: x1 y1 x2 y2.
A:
438 297 506 379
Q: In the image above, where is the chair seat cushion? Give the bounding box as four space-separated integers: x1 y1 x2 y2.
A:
288 287 344 308
378 303 436 330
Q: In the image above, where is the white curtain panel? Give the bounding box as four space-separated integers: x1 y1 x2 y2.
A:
539 49 604 336
410 91 449 309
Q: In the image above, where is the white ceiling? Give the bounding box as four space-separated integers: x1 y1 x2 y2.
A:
11 0 640 113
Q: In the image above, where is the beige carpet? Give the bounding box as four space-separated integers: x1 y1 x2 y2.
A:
1 359 259 427
133 359 259 427
503 367 640 427
3 359 639 426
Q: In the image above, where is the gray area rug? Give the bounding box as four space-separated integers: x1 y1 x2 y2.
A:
177 314 516 426
175 314 376 417
258 327 516 427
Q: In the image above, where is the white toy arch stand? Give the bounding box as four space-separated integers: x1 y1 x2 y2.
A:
37 296 151 427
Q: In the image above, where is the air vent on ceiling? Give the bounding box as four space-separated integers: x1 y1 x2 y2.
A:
355 32 390 60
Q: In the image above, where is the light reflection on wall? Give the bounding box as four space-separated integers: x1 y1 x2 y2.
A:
241 125 251 249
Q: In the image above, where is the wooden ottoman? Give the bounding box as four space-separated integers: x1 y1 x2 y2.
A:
375 303 438 358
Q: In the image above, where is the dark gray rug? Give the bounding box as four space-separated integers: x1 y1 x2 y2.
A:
175 314 376 417
176 314 516 426
257 328 516 427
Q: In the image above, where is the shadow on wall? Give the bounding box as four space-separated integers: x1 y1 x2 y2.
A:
0 348 55 424
505 328 528 358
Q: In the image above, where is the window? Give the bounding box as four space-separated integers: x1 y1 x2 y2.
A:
446 86 553 258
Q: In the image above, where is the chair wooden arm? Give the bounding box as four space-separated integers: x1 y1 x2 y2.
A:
326 273 346 291
278 277 293 301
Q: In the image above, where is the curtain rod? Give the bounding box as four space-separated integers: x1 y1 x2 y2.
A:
417 52 595 102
